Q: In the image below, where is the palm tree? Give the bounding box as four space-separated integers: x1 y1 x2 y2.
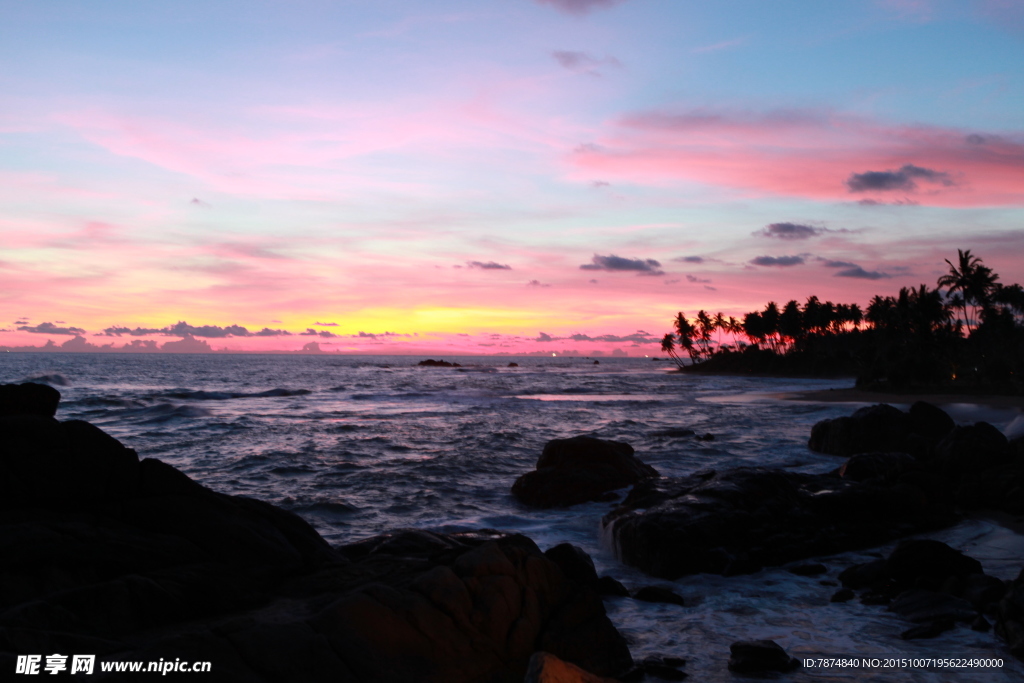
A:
938 249 998 333
674 312 699 363
661 333 685 369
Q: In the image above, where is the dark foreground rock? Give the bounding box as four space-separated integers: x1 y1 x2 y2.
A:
835 540 1017 651
602 466 956 579
0 384 631 681
727 640 800 673
512 436 659 508
996 568 1024 660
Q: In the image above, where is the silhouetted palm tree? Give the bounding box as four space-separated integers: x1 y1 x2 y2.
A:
938 249 998 333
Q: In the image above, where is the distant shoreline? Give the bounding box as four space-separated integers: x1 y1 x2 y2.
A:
781 386 1024 410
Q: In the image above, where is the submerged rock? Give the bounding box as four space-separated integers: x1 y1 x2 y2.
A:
0 388 632 681
512 436 658 508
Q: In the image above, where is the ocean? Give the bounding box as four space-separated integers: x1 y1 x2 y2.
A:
5 352 1023 682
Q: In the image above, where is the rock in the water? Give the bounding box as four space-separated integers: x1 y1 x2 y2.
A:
0 382 61 418
787 562 827 576
525 652 617 683
831 588 855 603
546 542 599 587
602 466 954 579
808 402 953 457
995 567 1024 661
901 619 955 640
596 576 630 597
0 397 633 681
632 586 685 607
727 640 800 673
839 452 918 482
885 539 983 583
417 358 461 367
512 436 658 508
888 589 976 623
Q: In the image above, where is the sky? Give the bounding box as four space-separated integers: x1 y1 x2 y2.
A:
2 0 1023 355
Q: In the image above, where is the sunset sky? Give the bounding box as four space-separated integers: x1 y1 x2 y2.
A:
2 0 1023 354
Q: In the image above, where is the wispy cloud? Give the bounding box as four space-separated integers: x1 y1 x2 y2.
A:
467 260 512 270
534 0 630 16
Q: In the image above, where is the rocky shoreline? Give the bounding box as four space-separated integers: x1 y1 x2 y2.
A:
4 381 1024 680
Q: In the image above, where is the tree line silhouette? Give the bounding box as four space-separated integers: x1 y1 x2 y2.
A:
661 250 1024 393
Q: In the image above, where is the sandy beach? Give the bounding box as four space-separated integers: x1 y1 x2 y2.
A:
781 386 1024 411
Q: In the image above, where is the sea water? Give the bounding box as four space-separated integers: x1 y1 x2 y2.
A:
4 353 1023 682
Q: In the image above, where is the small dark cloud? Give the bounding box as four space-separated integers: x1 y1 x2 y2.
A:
527 280 551 287
704 285 718 291
673 256 704 263
755 222 822 240
14 319 28 325
300 328 338 338
468 261 512 270
18 322 85 335
846 164 954 192
821 259 857 269
566 331 656 343
750 255 804 267
353 331 410 339
685 274 711 283
254 328 292 337
535 332 554 342
535 0 628 16
314 321 338 326
835 266 890 280
580 254 663 275
190 197 211 207
592 180 611 188
588 279 598 284
664 279 680 285
164 321 251 338
102 325 162 337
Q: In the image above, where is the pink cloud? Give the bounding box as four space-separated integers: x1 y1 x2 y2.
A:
568 109 1024 207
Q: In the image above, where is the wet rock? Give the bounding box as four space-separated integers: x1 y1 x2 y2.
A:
995 567 1024 661
417 358 461 367
0 397 633 681
512 436 658 508
0 382 61 418
808 402 953 458
596 576 630 598
697 433 714 441
885 539 983 583
972 615 992 632
831 588 855 603
603 467 955 580
621 655 688 681
838 452 918 482
508 362 519 367
524 652 616 683
545 543 599 587
839 559 888 589
888 589 976 623
652 428 695 438
632 586 685 607
787 562 827 576
727 640 800 673
901 619 955 640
